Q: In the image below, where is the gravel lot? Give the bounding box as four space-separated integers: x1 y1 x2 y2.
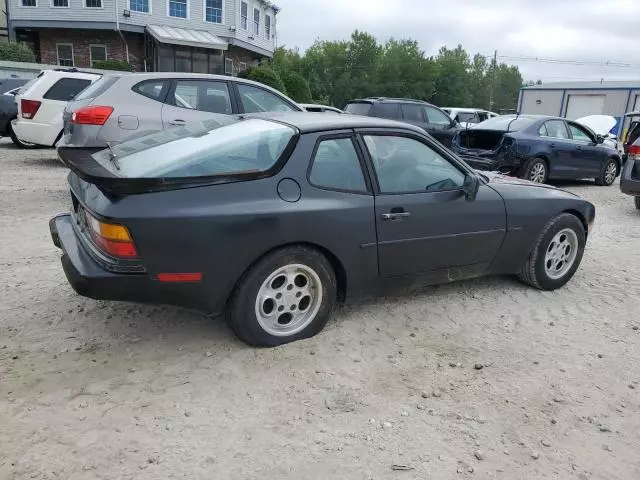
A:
1 138 639 480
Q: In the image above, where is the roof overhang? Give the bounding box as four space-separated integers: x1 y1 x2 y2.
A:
147 25 228 51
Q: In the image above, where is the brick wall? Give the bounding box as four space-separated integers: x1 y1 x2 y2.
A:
38 29 144 71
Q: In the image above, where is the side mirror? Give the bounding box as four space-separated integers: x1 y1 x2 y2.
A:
596 134 605 144
462 173 480 201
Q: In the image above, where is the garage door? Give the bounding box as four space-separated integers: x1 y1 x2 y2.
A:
565 95 606 120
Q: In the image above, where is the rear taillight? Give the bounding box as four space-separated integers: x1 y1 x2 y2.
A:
629 144 640 161
71 106 114 126
83 210 137 258
21 99 41 119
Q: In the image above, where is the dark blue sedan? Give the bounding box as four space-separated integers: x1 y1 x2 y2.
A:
451 115 622 185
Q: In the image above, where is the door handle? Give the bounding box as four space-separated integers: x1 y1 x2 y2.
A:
550 143 556 148
381 212 411 221
169 119 186 126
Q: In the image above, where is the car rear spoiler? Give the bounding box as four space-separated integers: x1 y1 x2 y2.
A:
57 147 270 196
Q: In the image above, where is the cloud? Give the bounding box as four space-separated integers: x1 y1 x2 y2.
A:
274 0 640 82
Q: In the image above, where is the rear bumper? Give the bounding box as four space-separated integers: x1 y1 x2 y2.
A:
12 119 61 146
620 158 640 196
50 214 214 312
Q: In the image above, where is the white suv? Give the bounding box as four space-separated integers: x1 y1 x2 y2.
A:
12 69 100 148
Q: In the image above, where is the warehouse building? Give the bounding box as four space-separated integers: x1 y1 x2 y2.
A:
518 80 640 136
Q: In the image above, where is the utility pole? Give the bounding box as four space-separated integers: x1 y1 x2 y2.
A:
489 50 497 111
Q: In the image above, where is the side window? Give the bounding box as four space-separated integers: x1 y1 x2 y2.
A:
538 123 548 136
568 123 593 143
237 83 296 113
424 106 452 126
543 120 570 139
309 138 367 192
401 104 425 123
133 80 170 101
372 103 400 120
364 135 465 193
169 80 232 114
43 78 92 101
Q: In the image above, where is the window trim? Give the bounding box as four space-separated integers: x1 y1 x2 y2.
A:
83 0 103 8
165 79 233 114
252 7 260 36
265 14 271 39
51 0 69 8
240 1 248 30
20 0 37 7
306 133 373 195
203 0 224 24
355 129 474 196
129 0 151 13
56 43 74 67
167 0 189 19
89 44 107 68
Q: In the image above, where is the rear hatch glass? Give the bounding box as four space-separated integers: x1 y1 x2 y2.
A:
344 102 372 115
74 75 119 101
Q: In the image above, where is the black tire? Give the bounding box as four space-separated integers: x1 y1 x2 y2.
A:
595 158 618 186
635 197 640 210
521 157 548 184
517 213 586 291
8 122 37 149
227 246 337 347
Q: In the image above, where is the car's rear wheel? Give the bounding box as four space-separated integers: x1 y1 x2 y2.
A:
635 196 640 210
8 123 37 149
227 246 337 347
521 157 548 184
517 213 586 290
595 159 618 186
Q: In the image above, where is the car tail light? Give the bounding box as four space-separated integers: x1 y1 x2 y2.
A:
71 106 114 126
21 99 41 119
83 210 137 258
629 144 640 161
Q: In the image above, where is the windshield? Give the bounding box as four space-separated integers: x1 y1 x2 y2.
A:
92 118 296 178
344 102 372 115
473 115 536 132
74 75 118 100
457 112 478 123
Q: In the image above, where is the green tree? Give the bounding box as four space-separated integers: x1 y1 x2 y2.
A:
493 64 523 112
469 54 489 109
238 65 287 94
0 42 36 63
281 71 312 102
377 39 435 100
431 45 472 107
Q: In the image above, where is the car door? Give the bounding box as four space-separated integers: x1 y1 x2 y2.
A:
161 79 234 129
422 105 459 146
359 131 506 278
400 103 428 130
538 120 574 178
566 121 603 176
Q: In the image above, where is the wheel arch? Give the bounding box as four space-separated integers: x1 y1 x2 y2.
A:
225 241 348 309
608 154 622 174
562 209 589 238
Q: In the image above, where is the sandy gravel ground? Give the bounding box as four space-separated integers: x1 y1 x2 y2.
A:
1 138 639 480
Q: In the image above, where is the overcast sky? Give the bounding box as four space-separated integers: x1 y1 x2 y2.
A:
274 0 640 83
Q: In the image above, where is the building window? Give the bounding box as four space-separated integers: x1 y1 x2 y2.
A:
85 0 102 7
265 14 271 39
238 62 247 72
240 1 248 30
56 44 74 67
253 8 260 36
21 0 37 6
204 0 222 23
90 45 107 67
225 58 233 75
52 0 69 7
130 0 149 13
168 0 187 18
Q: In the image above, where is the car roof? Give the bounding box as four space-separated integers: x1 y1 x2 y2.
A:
347 97 432 106
247 111 426 134
444 107 487 113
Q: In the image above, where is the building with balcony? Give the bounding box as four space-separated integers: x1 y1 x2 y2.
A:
7 0 278 73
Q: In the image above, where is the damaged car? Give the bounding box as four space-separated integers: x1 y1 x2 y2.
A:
451 115 622 185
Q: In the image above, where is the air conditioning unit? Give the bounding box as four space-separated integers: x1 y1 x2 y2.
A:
123 9 131 17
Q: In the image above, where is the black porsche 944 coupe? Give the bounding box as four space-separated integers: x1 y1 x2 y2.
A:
52 112 595 346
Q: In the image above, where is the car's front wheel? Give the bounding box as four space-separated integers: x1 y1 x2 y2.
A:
227 246 337 347
518 213 586 290
521 157 548 184
595 159 618 186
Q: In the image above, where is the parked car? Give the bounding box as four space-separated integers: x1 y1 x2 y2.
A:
620 136 640 209
622 111 640 161
343 97 460 147
451 114 622 185
575 115 619 151
59 73 303 150
300 103 344 114
442 107 499 128
12 69 101 148
0 77 28 147
51 112 595 346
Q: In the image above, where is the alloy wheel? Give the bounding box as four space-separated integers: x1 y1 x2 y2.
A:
529 162 546 183
604 162 617 185
544 228 579 279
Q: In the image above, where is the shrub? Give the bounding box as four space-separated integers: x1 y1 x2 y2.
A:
238 66 287 94
281 71 312 103
92 59 132 71
0 42 36 63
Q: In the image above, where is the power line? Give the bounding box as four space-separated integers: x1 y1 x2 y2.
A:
495 55 640 69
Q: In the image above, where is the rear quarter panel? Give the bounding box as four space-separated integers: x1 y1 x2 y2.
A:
69 131 378 313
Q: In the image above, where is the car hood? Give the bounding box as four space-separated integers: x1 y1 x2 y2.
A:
576 115 616 136
481 171 579 196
